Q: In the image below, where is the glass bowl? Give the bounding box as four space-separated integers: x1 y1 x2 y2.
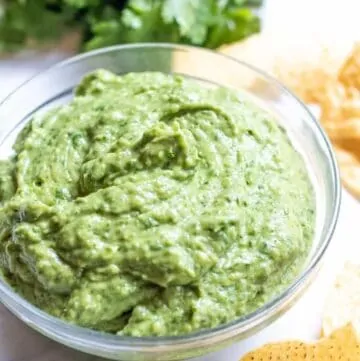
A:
0 44 340 361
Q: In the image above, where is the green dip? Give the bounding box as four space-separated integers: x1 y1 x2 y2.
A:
0 70 315 336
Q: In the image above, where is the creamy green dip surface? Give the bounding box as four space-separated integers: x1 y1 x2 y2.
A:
0 70 315 336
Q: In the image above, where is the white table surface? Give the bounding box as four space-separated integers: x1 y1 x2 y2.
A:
1 1 360 360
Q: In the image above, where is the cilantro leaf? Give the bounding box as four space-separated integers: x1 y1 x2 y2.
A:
0 0 262 52
205 7 260 48
161 0 207 44
0 0 75 52
88 0 261 50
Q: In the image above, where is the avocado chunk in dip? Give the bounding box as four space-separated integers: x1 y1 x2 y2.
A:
0 70 315 336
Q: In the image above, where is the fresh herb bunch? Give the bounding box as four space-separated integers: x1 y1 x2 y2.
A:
0 0 262 52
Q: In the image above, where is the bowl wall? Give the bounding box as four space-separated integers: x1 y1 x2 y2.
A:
0 44 340 361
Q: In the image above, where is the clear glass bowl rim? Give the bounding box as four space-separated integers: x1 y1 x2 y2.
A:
0 43 341 351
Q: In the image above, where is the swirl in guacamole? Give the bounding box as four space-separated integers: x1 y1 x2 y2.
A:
0 70 315 336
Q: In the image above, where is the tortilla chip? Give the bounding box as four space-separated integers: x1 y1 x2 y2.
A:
322 262 360 337
219 30 355 103
324 117 360 140
172 35 266 92
339 43 360 89
316 82 348 124
241 324 360 361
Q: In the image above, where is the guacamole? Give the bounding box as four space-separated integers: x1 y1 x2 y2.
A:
0 70 315 336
